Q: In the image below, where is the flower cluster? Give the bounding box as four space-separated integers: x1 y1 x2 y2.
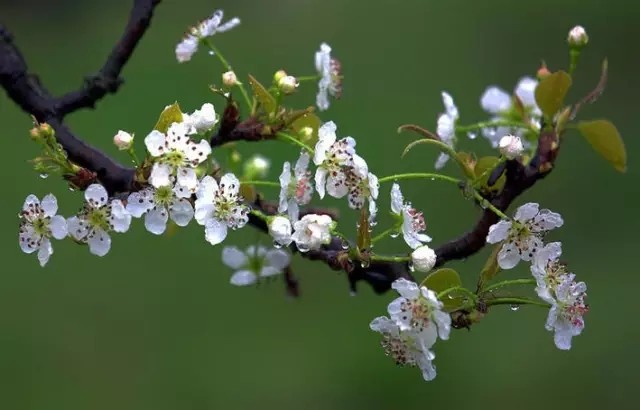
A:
176 10 240 63
486 203 588 349
370 278 451 381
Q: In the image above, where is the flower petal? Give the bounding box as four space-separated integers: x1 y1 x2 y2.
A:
67 216 89 241
205 218 228 245
170 199 194 227
514 202 539 222
177 167 198 191
497 242 520 269
85 184 109 209
390 183 404 215
144 207 169 235
222 246 248 269
486 220 512 243
480 86 511 114
314 168 327 199
88 229 111 257
265 249 290 270
230 270 257 286
41 194 58 217
126 189 154 218
110 200 131 233
37 238 53 267
49 215 68 240
149 163 172 189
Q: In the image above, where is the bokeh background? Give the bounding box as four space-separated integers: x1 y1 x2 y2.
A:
1 0 639 409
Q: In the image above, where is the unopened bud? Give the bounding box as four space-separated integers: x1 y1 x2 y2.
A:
278 75 299 95
499 134 524 160
537 62 551 80
567 25 588 48
222 70 239 87
273 70 288 83
113 130 134 150
30 123 54 143
269 216 293 246
411 245 437 273
243 154 271 179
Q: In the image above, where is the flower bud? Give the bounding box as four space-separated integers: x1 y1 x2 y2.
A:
243 154 271 179
537 62 551 80
269 216 293 246
567 25 588 48
411 245 437 273
113 130 134 151
273 70 288 83
278 75 299 95
222 70 239 87
498 134 524 160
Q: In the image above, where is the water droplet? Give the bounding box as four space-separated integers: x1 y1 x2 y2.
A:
360 259 370 268
430 177 435 181
390 231 400 239
447 294 454 299
341 240 349 250
468 132 477 140
510 304 520 311
408 262 415 272
273 241 283 249
349 290 357 297
208 50 215 56
68 186 76 192
369 220 378 227
39 173 48 179
297 243 310 253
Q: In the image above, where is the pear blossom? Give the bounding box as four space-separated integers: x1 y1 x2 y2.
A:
144 121 211 191
390 183 431 249
346 170 379 211
222 70 239 87
435 91 459 169
278 75 299 94
195 174 249 245
486 202 564 269
222 245 290 286
530 242 569 303
183 103 218 133
313 121 367 199
18 194 68 266
126 183 194 235
498 134 524 159
269 216 293 247
314 43 342 111
480 77 541 147
279 152 314 222
175 10 240 63
369 316 438 381
66 184 131 257
567 25 588 47
545 276 588 350
411 245 437 273
113 130 133 150
291 214 333 252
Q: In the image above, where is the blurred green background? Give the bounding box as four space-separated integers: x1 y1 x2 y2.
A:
1 0 639 409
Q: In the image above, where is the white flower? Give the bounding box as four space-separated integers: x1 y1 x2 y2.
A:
18 194 68 266
183 103 218 133
176 35 199 63
222 245 290 286
313 121 362 199
113 130 133 151
434 91 459 169
567 25 588 47
390 183 431 249
486 202 564 269
269 216 293 246
388 278 451 342
411 245 437 273
278 75 299 94
291 214 333 252
480 77 541 147
530 242 569 303
175 10 240 63
279 152 313 222
222 70 239 87
144 122 211 191
67 184 131 257
346 170 379 211
126 183 194 235
498 134 524 159
194 174 249 245
314 43 342 111
546 276 588 350
369 316 438 382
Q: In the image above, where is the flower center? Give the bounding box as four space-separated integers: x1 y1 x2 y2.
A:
154 185 174 207
162 150 187 168
407 208 426 232
87 206 110 231
32 216 51 236
400 299 432 332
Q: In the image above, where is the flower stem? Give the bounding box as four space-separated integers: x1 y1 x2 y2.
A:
249 209 269 222
240 180 280 188
378 173 462 185
275 131 314 153
485 297 550 308
456 119 535 133
371 226 399 244
202 39 252 111
482 278 537 293
296 75 320 82
402 138 474 178
370 254 411 263
471 190 510 220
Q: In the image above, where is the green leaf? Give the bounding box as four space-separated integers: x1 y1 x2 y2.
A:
577 119 627 172
290 112 321 146
474 156 505 191
534 71 572 119
154 102 183 133
421 268 464 310
248 74 277 115
478 245 502 290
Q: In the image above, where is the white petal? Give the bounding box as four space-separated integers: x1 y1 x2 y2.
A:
194 200 214 225
265 249 290 270
22 194 40 211
314 121 337 164
515 77 539 110
279 161 292 213
535 210 564 230
88 229 111 257
196 175 219 201
230 270 257 286
287 201 300 224
177 167 198 191
326 172 348 198
126 190 154 217
441 91 459 119
85 184 109 208
497 242 520 269
434 152 449 170
41 194 58 217
149 163 172 189
49 215 68 239
170 199 194 227
19 225 38 254
351 154 369 179
205 218 228 245
515 202 539 222
185 139 212 164
67 216 88 241
367 173 379 200
486 220 512 243
390 183 404 215
480 86 511 114
259 266 281 277
417 353 437 381
37 238 53 267
369 316 399 335
222 246 248 269
314 168 327 199
294 152 310 176
220 173 241 199
144 207 169 235
434 310 452 340
144 130 166 156
110 200 131 233
175 35 198 63
391 278 420 299
216 17 240 33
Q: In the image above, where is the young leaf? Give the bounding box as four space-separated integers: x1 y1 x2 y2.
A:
577 119 627 172
474 156 506 191
534 71 572 119
421 268 465 310
154 102 183 133
290 112 321 145
477 245 502 291
248 74 277 115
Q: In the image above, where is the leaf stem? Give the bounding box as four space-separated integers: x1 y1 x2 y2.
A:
240 180 280 188
485 297 550 308
276 131 315 153
378 173 462 185
483 278 537 293
371 226 399 244
370 254 411 263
